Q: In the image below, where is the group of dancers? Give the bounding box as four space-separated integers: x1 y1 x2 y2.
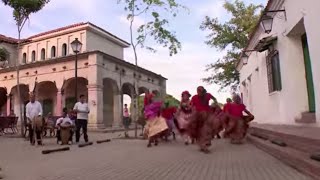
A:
142 86 254 153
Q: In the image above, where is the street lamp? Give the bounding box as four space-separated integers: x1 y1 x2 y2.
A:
71 38 82 102
261 14 273 34
241 52 249 65
260 9 286 34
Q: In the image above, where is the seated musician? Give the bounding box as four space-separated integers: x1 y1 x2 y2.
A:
56 108 74 145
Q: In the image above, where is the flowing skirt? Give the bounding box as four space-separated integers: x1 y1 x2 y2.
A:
175 110 192 131
144 116 168 138
225 115 254 141
187 111 212 149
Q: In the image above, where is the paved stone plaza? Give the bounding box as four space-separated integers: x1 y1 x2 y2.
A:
0 132 311 180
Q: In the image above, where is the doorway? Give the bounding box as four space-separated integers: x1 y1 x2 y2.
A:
301 34 315 112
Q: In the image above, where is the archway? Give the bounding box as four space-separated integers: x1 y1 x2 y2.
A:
0 87 7 115
103 78 119 127
62 77 88 110
10 84 30 121
121 83 135 121
35 81 57 116
137 86 149 116
138 86 148 95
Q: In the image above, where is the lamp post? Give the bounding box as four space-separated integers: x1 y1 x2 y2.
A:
71 38 82 102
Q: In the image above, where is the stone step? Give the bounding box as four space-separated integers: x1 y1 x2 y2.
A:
249 127 320 154
248 134 320 180
295 112 316 124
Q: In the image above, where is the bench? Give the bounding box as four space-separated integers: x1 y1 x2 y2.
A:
0 116 18 134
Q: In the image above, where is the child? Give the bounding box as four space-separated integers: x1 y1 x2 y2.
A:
224 94 254 144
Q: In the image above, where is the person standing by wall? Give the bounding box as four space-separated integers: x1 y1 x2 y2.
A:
73 95 90 143
25 93 43 145
123 104 131 137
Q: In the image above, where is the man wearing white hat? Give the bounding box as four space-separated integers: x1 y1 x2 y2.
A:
26 92 43 145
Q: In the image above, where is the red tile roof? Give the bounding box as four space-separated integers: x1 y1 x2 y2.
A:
0 22 130 46
27 22 87 39
0 34 19 44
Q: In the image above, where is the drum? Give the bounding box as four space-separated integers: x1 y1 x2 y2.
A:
60 125 71 145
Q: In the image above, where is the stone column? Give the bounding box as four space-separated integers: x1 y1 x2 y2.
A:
113 94 122 128
87 84 104 129
55 89 63 116
6 94 11 116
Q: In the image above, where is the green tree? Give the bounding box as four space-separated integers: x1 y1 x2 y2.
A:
0 47 9 62
117 0 186 137
2 0 50 136
200 0 263 91
132 94 180 116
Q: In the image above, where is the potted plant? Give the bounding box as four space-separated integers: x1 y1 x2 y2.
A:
0 47 9 68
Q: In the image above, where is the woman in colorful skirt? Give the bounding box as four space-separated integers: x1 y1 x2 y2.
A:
175 91 193 145
161 101 177 141
223 94 254 144
188 86 218 153
144 99 169 147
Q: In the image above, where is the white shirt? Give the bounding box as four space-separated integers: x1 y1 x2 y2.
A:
26 101 43 120
73 102 90 120
56 116 73 128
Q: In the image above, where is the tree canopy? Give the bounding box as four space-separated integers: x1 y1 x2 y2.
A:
0 47 9 62
200 0 263 91
2 0 50 29
117 0 186 60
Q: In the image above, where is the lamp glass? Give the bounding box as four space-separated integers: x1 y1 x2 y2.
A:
261 14 273 34
71 38 82 53
242 53 249 65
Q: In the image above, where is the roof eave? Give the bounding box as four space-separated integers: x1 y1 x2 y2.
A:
87 23 130 48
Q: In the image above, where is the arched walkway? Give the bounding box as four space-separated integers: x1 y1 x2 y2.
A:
138 86 148 95
0 87 7 115
62 77 88 110
35 81 57 116
121 83 135 121
103 78 119 127
10 84 30 121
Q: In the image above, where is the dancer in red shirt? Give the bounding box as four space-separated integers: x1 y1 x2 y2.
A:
224 94 254 144
188 86 217 153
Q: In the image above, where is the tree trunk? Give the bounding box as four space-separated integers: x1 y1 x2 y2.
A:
17 28 24 137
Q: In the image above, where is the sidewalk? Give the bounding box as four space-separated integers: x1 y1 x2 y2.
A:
251 123 320 140
0 131 311 180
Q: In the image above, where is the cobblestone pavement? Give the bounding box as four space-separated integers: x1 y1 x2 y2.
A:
0 131 312 180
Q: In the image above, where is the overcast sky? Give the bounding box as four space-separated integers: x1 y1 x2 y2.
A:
0 0 266 104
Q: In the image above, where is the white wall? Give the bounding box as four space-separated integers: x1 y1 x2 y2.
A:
239 0 320 126
86 31 124 59
19 30 87 64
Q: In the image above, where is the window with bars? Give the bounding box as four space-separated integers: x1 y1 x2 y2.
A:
266 50 282 93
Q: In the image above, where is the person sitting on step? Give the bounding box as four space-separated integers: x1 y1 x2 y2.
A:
56 108 74 145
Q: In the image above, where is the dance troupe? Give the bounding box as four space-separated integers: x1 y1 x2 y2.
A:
142 86 254 154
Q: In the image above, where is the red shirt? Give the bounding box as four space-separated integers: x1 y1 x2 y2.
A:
223 103 231 113
190 93 213 112
144 94 154 106
226 103 246 117
161 107 177 120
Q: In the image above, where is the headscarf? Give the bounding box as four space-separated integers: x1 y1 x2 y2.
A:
181 91 191 98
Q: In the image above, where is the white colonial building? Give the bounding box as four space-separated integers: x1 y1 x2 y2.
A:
0 22 166 129
237 0 320 126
